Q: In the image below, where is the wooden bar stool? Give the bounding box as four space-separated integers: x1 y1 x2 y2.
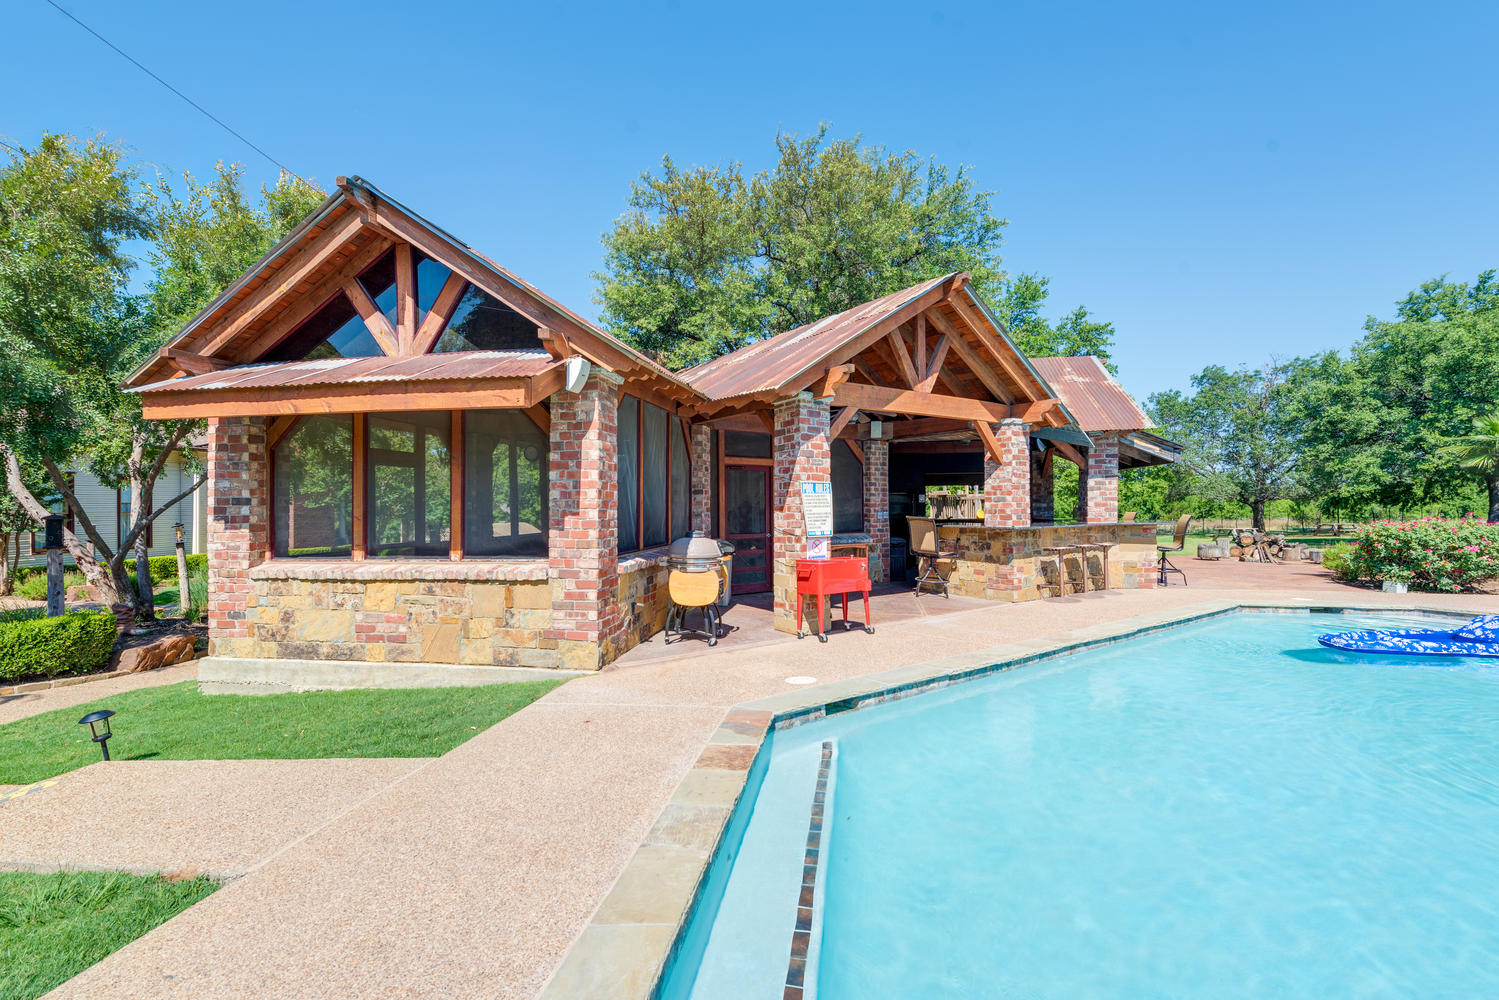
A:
1080 541 1117 591
1041 545 1082 597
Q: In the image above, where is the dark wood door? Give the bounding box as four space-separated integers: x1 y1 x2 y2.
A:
724 464 771 593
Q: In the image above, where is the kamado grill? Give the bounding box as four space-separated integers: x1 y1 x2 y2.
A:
665 532 734 646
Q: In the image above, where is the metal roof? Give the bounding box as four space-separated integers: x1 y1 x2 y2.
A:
131 350 560 395
1028 356 1154 433
678 276 952 401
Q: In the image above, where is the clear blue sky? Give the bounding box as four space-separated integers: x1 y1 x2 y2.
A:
6 0 1496 399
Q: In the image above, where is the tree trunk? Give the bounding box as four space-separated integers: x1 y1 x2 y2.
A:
1 445 119 603
1250 499 1267 531
1489 476 1499 525
130 458 155 621
0 531 13 596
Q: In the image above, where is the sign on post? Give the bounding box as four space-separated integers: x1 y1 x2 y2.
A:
800 482 833 560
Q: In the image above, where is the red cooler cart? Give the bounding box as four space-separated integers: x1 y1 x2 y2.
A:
795 557 875 643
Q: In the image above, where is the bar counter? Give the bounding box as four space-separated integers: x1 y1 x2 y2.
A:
940 520 1164 601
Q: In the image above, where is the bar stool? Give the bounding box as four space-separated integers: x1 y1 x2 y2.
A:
1079 541 1117 592
1041 544 1082 597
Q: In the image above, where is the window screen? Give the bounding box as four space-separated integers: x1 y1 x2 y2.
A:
832 439 864 534
642 402 669 549
273 416 353 558
617 396 639 552
367 411 451 557
670 416 690 541
464 409 548 556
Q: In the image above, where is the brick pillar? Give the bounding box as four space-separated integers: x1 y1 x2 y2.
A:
982 418 1030 528
772 392 830 634
862 437 889 582
1029 439 1054 524
1080 432 1120 523
690 421 714 535
547 368 622 669
206 416 267 658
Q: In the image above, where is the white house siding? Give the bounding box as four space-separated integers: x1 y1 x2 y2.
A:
15 451 204 568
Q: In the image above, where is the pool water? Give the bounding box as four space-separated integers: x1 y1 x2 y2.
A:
664 611 1499 999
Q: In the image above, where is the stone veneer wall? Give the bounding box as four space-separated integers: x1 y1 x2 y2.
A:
945 522 1159 602
242 564 556 667
614 553 672 658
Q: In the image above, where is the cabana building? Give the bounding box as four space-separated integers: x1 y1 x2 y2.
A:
127 178 1175 688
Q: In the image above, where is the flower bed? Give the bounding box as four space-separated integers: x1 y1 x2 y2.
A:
1339 517 1499 592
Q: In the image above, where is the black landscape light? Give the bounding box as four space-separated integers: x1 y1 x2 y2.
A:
78 709 116 761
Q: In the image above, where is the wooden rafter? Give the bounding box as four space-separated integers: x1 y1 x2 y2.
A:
924 306 1014 404
885 330 919 388
342 278 399 355
230 237 394 363
946 294 1050 412
191 212 366 358
914 313 927 379
813 363 856 400
1011 399 1059 423
537 326 574 361
916 334 951 392
411 272 468 355
1050 439 1086 468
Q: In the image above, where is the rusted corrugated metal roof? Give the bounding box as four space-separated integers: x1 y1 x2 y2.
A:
1028 356 1153 432
679 276 952 400
131 350 560 395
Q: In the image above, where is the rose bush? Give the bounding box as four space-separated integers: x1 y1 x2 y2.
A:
1342 516 1499 592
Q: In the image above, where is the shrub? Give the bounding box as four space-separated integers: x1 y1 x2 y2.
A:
13 571 86 601
0 609 117 682
1344 516 1499 592
1320 542 1359 581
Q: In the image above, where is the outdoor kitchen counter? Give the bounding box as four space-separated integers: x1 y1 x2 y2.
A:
942 521 1164 600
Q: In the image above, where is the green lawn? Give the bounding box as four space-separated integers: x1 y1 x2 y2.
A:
0 679 567 785
0 870 217 1000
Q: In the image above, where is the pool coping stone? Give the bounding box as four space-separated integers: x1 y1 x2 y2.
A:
536 600 1490 1000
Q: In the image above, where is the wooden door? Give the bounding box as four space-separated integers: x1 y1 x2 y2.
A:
724 464 771 593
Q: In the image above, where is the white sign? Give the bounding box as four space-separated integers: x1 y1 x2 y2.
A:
802 482 832 562
800 482 833 537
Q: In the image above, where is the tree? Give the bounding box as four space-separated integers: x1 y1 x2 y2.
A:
597 127 1113 369
1441 412 1499 522
1148 357 1333 530
1302 271 1499 517
0 136 322 616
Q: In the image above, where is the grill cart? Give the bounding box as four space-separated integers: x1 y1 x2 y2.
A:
665 532 732 646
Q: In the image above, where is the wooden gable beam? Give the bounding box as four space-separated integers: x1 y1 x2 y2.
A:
946 293 1051 408
914 334 951 393
829 406 860 440
832 382 1012 424
973 421 1004 464
342 278 399 355
885 329 919 388
231 237 395 363
395 244 417 353
192 210 366 358
157 348 227 375
365 200 657 380
923 306 1013 404
537 326 574 361
411 272 468 355
813 363 856 400
1010 399 1059 424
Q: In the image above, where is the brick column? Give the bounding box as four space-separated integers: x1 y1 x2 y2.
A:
690 421 714 535
547 368 622 669
1029 438 1054 524
206 416 267 658
1080 432 1120 523
982 418 1030 528
862 437 889 582
772 392 830 634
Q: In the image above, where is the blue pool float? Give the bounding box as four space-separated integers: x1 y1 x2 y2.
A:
1318 615 1499 658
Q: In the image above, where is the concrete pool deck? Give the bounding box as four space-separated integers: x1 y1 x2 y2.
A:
24 566 1499 999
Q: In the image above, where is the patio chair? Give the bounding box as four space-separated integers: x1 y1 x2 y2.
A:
909 516 959 598
1158 514 1192 586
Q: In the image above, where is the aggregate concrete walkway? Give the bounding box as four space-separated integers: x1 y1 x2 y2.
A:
35 571 1499 1000
0 759 426 880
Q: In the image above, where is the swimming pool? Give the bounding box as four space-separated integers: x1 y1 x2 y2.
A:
661 610 1499 998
